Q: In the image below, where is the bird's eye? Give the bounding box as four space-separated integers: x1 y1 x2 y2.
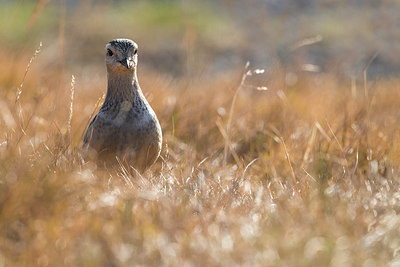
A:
133 49 138 55
107 49 113 56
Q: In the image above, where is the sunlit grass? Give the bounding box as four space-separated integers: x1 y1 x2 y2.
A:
0 39 400 266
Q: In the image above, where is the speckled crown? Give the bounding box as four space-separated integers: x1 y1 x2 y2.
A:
107 39 137 53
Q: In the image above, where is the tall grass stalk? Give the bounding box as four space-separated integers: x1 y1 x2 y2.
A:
223 62 250 167
68 75 75 142
15 42 42 104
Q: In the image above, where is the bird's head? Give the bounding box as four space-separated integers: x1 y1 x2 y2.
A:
105 39 138 74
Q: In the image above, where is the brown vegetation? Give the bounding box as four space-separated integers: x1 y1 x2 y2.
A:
0 42 399 266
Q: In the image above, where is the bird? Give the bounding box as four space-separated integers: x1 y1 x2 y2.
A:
83 38 162 172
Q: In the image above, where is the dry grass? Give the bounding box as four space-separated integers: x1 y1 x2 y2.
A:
1 43 400 267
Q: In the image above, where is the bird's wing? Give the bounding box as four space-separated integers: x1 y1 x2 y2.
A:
83 114 98 147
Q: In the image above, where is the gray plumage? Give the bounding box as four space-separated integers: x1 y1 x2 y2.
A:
83 39 162 172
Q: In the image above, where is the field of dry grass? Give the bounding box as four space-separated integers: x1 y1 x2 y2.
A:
1 1 400 266
0 42 400 266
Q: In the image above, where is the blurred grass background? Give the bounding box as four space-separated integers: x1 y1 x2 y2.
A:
1 0 400 266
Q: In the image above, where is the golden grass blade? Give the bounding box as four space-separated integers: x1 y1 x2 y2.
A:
68 75 75 141
15 42 42 103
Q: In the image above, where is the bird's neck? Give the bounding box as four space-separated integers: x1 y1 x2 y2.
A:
105 71 140 102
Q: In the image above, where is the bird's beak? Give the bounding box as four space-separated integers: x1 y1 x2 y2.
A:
119 58 133 69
